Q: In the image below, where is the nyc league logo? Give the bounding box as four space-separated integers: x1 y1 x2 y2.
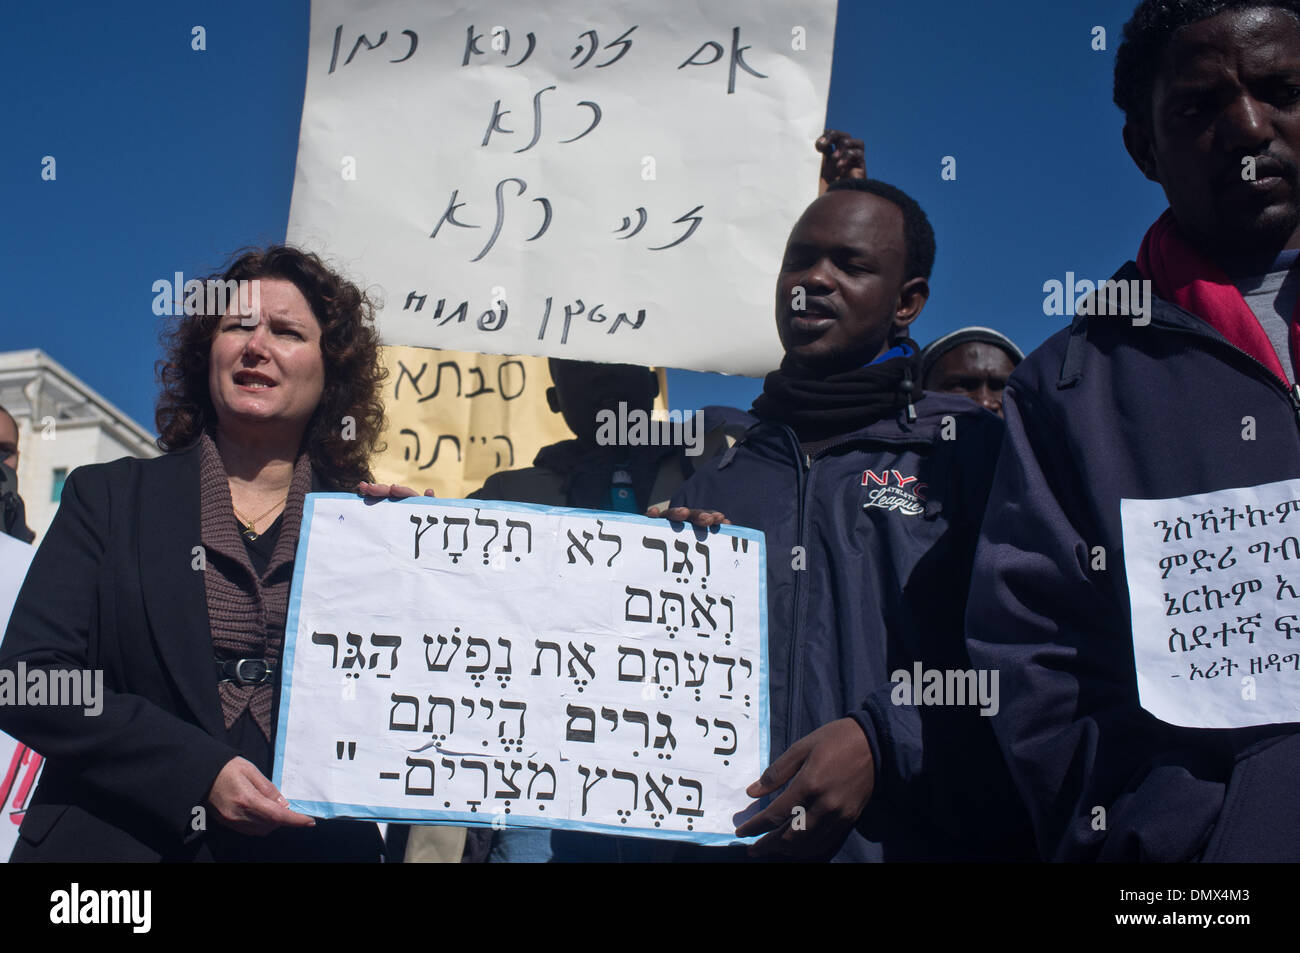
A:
861 469 926 516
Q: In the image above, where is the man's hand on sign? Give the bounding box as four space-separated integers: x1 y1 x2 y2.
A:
357 481 436 499
817 129 866 193
646 505 730 527
205 757 316 836
735 717 875 861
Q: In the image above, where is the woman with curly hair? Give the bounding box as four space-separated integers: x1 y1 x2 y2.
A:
0 246 389 861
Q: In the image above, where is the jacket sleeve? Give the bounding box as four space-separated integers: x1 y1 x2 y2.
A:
674 457 913 840
0 466 238 841
855 412 1034 858
966 380 1231 862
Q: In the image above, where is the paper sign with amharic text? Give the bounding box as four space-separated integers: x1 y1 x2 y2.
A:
1121 478 1300 729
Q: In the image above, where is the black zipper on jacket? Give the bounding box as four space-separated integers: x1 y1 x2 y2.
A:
774 422 933 751
779 424 810 753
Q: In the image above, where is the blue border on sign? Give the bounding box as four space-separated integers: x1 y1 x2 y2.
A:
273 493 770 847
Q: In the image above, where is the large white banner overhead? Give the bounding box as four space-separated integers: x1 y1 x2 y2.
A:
287 0 838 375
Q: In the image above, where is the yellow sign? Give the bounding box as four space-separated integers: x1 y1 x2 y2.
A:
370 346 668 499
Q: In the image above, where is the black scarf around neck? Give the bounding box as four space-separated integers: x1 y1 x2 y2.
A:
751 340 919 443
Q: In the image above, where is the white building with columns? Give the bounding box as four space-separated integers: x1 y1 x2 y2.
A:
0 349 158 543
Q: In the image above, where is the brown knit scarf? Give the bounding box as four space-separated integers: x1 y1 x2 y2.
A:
198 432 313 738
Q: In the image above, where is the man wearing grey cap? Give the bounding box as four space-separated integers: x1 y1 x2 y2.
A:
920 327 1024 418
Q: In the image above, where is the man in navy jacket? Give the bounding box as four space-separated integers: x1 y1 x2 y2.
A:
967 0 1300 861
664 179 1033 861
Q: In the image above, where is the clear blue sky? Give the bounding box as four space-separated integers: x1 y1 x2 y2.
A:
1 0 1159 431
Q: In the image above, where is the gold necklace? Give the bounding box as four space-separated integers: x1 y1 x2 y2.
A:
232 495 288 541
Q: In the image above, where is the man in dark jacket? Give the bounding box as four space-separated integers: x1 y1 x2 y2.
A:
474 360 748 517
967 0 1300 861
0 405 35 544
920 328 1024 419
665 179 1033 861
466 360 749 862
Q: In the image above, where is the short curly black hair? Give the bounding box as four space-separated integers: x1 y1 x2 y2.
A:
1114 0 1300 126
826 178 937 282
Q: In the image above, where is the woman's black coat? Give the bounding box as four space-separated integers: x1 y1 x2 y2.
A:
0 444 380 861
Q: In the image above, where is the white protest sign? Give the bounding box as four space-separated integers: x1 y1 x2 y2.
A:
1121 478 1300 729
274 495 768 845
286 0 837 375
0 533 34 634
0 736 40 863
0 533 40 862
